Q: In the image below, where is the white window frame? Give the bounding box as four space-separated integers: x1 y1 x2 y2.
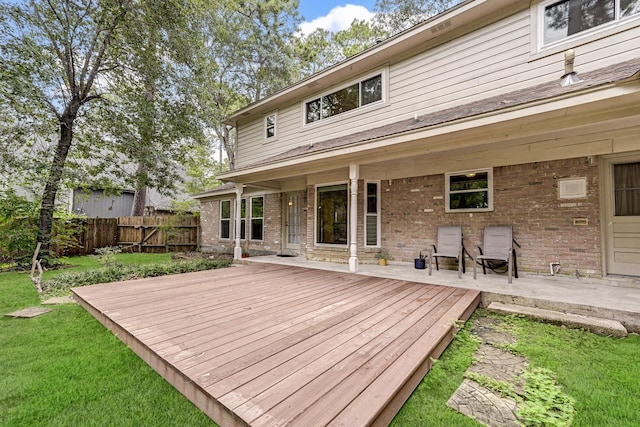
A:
364 181 381 248
535 0 640 51
249 196 264 241
264 112 277 141
238 198 247 240
445 168 494 213
302 68 387 127
219 199 232 240
314 182 349 247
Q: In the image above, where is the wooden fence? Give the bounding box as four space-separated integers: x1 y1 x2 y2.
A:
117 216 200 254
58 216 200 256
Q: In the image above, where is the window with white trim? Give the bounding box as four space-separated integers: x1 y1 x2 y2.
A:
239 198 247 239
305 73 383 124
250 196 264 241
316 184 348 245
220 200 231 239
365 182 380 247
445 169 493 212
541 0 640 46
265 112 277 140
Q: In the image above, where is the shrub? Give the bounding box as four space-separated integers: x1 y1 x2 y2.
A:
0 190 38 265
41 258 232 295
0 189 87 266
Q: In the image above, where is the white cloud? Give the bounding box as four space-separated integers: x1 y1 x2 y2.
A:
299 4 375 36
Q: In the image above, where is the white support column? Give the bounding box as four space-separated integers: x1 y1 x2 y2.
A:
349 164 359 273
234 185 243 260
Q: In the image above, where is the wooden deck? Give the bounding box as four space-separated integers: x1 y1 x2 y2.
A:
72 264 480 427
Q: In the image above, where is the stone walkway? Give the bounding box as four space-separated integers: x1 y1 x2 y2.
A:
447 317 528 427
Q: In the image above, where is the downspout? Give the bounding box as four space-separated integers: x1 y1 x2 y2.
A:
349 164 359 273
234 184 243 260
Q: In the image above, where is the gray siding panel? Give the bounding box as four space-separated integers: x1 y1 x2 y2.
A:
72 189 134 218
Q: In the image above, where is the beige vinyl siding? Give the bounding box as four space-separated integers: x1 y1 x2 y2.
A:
235 7 640 169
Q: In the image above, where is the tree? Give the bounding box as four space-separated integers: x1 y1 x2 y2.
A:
183 143 228 196
333 19 388 58
192 0 302 170
374 0 462 35
293 28 342 78
0 0 137 261
292 20 387 79
0 0 213 260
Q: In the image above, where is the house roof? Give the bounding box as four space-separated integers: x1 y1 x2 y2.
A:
192 182 237 199
222 57 640 178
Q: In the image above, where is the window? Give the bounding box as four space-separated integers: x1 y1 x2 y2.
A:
614 162 640 216
240 198 247 239
365 182 380 247
265 113 277 140
542 0 640 45
220 200 231 239
316 184 348 245
305 73 383 124
250 196 264 240
445 169 493 212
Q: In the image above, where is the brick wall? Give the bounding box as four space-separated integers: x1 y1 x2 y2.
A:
380 157 601 276
200 193 282 255
202 157 601 276
199 199 223 252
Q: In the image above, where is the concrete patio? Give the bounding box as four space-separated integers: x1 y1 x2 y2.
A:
243 255 640 333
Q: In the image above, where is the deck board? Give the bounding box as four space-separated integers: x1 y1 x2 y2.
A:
73 264 480 427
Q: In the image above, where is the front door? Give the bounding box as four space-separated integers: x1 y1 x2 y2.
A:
603 154 640 276
284 192 301 252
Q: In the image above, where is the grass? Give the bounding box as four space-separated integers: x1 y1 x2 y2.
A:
508 314 640 426
2 256 639 426
392 310 640 427
1 253 217 427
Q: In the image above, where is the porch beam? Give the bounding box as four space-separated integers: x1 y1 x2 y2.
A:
349 163 359 273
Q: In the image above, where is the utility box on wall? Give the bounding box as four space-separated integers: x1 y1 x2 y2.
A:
558 178 587 199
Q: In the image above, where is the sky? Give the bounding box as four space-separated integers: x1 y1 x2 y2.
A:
297 1 377 35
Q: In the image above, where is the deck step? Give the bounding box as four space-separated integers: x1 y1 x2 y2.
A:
487 302 628 337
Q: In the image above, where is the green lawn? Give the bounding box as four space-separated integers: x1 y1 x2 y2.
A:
2 255 639 426
1 253 217 427
393 311 640 427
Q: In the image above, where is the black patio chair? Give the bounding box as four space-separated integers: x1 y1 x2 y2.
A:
428 225 465 279
473 225 518 284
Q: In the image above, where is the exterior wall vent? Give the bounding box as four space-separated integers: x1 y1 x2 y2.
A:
430 20 452 34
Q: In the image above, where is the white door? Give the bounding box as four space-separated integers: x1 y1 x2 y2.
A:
603 154 640 276
284 192 301 252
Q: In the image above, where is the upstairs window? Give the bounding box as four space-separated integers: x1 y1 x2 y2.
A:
542 0 640 45
445 169 493 212
305 73 383 124
265 112 277 141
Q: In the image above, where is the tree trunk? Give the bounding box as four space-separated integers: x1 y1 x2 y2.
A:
37 105 78 261
131 162 148 216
